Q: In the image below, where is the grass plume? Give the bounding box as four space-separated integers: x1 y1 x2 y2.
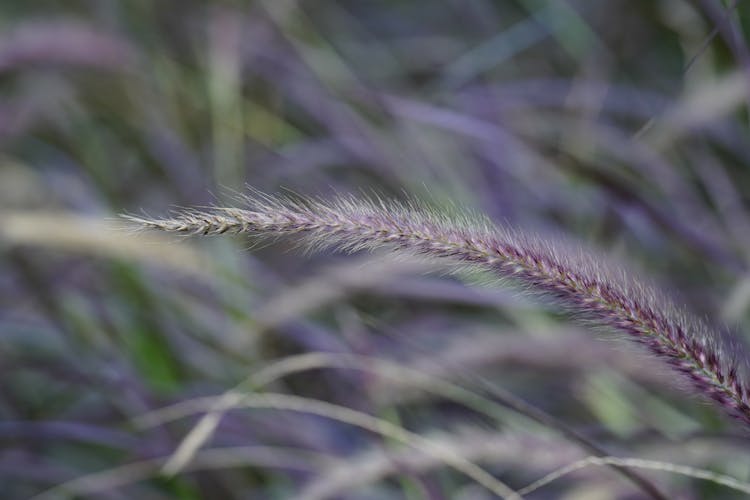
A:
125 191 750 426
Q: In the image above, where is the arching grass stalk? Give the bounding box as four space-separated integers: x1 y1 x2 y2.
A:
125 191 750 426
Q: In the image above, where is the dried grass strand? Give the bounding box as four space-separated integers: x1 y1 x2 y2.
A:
133 392 521 499
517 456 750 496
159 352 665 499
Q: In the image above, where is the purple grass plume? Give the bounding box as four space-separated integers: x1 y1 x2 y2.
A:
125 191 750 426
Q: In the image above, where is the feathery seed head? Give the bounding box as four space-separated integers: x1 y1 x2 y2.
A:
124 191 750 426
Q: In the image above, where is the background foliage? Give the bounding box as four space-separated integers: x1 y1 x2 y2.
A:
3 1 750 498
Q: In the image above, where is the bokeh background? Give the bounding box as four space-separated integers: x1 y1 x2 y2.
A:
3 1 750 498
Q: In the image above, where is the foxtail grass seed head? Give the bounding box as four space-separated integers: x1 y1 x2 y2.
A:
124 192 750 426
